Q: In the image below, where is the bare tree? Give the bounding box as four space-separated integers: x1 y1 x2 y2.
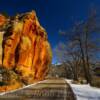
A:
56 9 100 83
54 42 81 81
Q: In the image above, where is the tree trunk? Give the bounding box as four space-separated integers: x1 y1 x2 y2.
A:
73 64 78 81
79 39 89 83
85 31 92 84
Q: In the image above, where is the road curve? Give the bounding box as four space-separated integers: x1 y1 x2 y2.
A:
0 78 76 100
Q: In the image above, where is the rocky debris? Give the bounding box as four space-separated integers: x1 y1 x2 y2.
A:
0 10 52 92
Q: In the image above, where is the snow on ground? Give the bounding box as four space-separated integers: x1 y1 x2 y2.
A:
65 79 100 100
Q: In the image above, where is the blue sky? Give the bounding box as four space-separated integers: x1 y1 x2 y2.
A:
0 0 100 63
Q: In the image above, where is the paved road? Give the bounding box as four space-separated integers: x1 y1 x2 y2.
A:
0 78 76 100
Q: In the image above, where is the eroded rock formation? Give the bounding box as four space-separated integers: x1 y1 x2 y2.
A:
0 11 52 92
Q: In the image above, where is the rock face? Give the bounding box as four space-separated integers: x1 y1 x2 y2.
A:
0 15 6 27
0 11 52 91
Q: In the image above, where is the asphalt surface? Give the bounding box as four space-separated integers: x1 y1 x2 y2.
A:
0 78 76 100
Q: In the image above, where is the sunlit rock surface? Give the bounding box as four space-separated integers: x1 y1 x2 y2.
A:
0 32 4 64
0 11 52 92
0 15 6 27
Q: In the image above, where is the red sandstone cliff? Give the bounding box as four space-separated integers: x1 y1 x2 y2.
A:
0 11 52 92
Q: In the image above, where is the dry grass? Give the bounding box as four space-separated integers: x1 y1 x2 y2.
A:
91 76 100 88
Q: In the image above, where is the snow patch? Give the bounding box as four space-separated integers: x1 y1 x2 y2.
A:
65 79 100 100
